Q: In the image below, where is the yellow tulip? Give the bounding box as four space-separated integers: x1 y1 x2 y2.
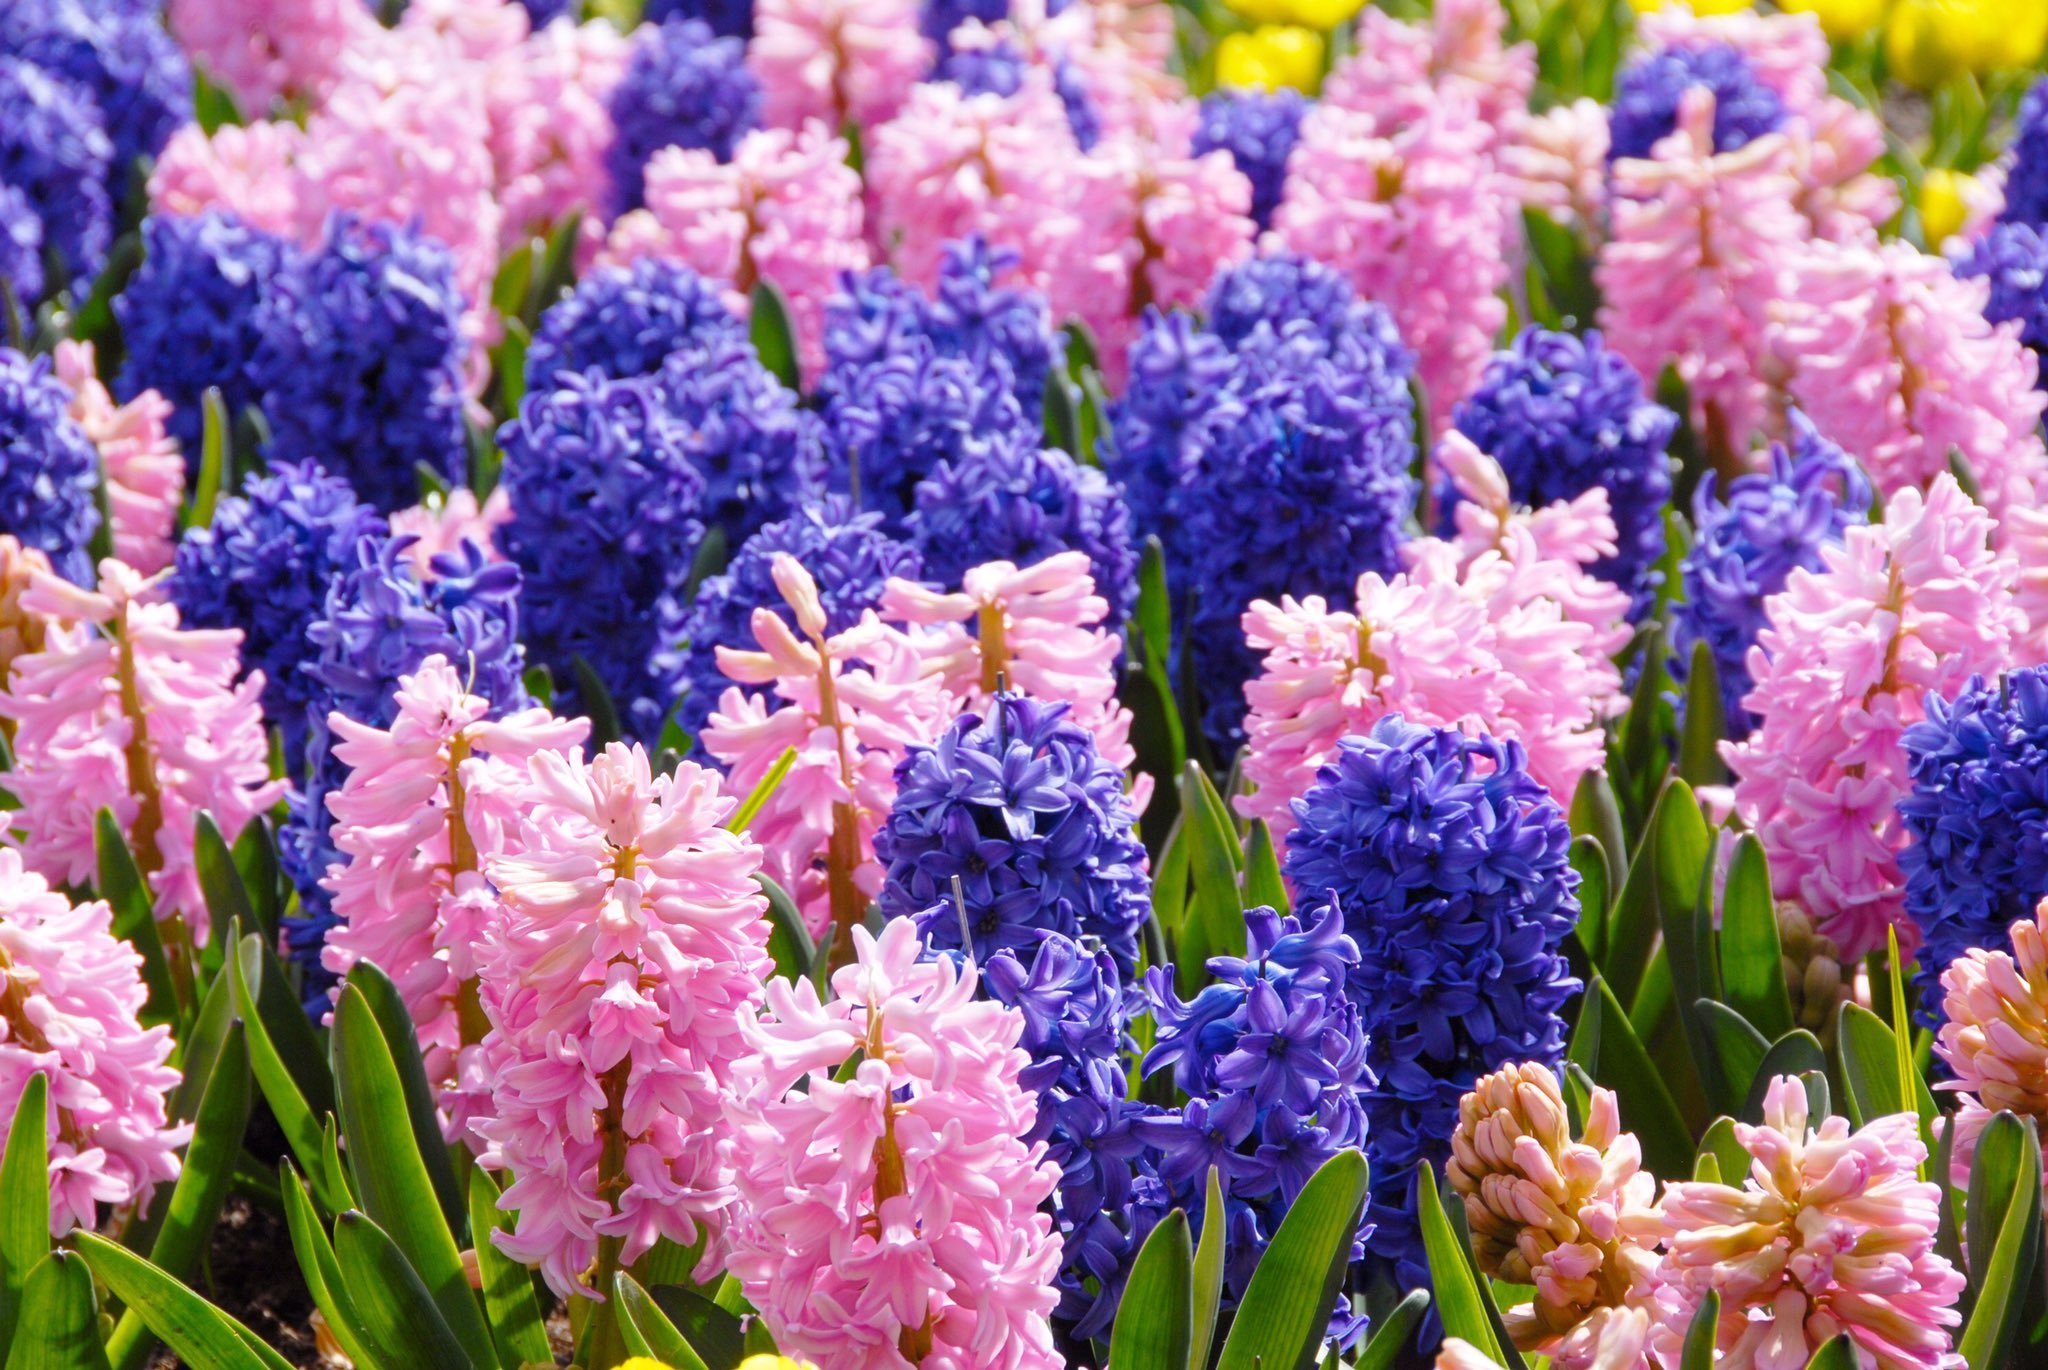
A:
736 1359 819 1370
1778 0 1886 41
1627 0 1754 15
1919 168 1976 247
1888 0 2048 82
1220 0 1364 29
617 1361 674 1370
1215 26 1326 93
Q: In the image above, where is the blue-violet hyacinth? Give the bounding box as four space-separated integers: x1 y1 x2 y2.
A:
907 432 1139 624
1608 42 1786 162
1139 903 1373 1326
0 55 113 299
935 38 1100 151
283 532 528 1001
171 460 388 771
1669 411 1870 738
515 0 577 23
1283 715 1581 1294
875 692 1151 975
642 0 752 39
1192 89 1308 232
650 334 821 546
496 370 705 735
1953 221 2048 377
922 0 1007 43
0 186 44 313
1100 309 1232 542
0 346 101 583
0 0 191 190
2001 77 2048 229
523 256 744 392
604 17 760 214
253 215 469 511
654 494 921 746
1900 665 2048 1027
116 210 290 451
1447 327 1677 616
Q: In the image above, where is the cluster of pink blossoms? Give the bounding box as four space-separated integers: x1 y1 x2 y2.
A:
0 850 187 1237
1237 434 1628 841
1724 475 2024 961
52 342 183 578
722 917 1061 1368
1936 899 2048 1192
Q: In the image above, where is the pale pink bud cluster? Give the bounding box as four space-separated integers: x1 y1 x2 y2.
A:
1322 0 1534 146
167 0 377 111
601 123 869 379
52 342 182 577
748 0 930 134
1237 440 1627 841
0 850 187 1238
722 917 1062 1369
1724 475 2023 961
1936 899 2048 1192
474 743 772 1298
0 560 283 945
320 656 586 1135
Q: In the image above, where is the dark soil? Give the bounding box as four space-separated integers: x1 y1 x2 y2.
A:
144 1197 328 1369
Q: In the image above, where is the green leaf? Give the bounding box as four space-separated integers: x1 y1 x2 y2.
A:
1190 1166 1224 1370
1804 1335 1859 1370
1960 1113 2044 1370
756 874 814 984
96 812 175 1027
570 654 622 750
1568 770 1628 893
74 1233 288 1370
727 747 797 835
1177 762 1245 995
330 986 493 1370
1676 639 1726 788
1217 1150 1370 1370
1352 1289 1429 1370
522 211 583 328
278 1167 379 1370
228 937 347 1214
748 280 801 391
648 1285 746 1368
1109 1209 1192 1370
1044 371 1081 457
1414 1161 1519 1368
0 1074 50 1360
343 962 465 1240
1242 821 1289 914
1738 1032 1828 1124
1838 1004 1908 1126
1567 977 1693 1179
229 819 283 946
193 813 257 956
1695 1117 1748 1192
1567 835 1610 966
1694 1000 1770 1114
4 1251 109 1370
1719 835 1791 1041
185 388 230 532
1885 927 1934 1162
465 1169 550 1370
611 1273 708 1370
1150 816 1190 941
1651 779 1719 1104
1680 1291 1720 1370
331 1212 473 1370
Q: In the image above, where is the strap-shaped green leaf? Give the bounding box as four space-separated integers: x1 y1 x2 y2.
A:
1567 976 1693 1179
228 937 347 1213
1415 1161 1521 1368
3 1250 109 1370
1109 1209 1192 1370
1190 1166 1224 1370
332 1212 472 1370
1216 1149 1370 1370
342 962 465 1238
0 1074 50 1360
1680 1291 1720 1370
95 812 175 1027
748 280 801 391
1959 1112 2044 1369
73 1233 289 1370
1718 835 1791 1039
466 1169 550 1370
1352 1289 1429 1370
279 1166 378 1370
612 1272 709 1370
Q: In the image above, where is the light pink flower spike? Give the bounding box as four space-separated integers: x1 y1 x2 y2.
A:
749 0 930 134
53 343 183 577
1935 899 2048 1194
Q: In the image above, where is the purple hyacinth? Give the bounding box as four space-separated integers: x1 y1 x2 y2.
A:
935 38 1100 150
921 0 1007 43
0 347 101 584
649 334 821 546
1192 88 1307 231
0 186 45 313
1 0 192 189
604 17 760 214
2001 77 2048 229
1609 42 1785 162
0 55 113 299
642 0 751 39
1953 221 2048 378
524 256 745 392
1447 327 1677 617
1282 716 1581 1295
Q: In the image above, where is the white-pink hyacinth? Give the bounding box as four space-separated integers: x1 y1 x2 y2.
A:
1724 475 2023 962
1502 98 1609 239
148 121 307 237
880 552 1145 809
749 0 930 134
320 655 586 1135
722 917 1062 1370
1935 899 2048 1194
474 743 771 1299
0 850 186 1237
53 342 182 577
0 560 283 962
700 556 948 951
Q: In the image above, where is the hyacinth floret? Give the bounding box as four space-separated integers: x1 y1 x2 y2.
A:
0 0 192 187
650 334 819 546
0 850 186 1237
1609 42 1786 163
524 257 745 393
604 16 761 214
0 185 44 311
1192 89 1307 232
1671 413 1871 739
876 692 1151 976
1283 716 1581 1290
252 214 470 512
1446 327 1677 616
1937 899 2048 1194
0 55 112 299
53 340 181 578
2001 76 2048 230
0 347 102 585
1953 221 2048 375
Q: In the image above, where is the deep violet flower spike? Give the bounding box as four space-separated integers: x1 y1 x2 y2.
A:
604 17 761 215
2000 76 2048 229
1608 42 1786 162
0 0 193 187
0 348 101 585
1282 715 1581 1295
1193 89 1308 232
1953 221 2048 377
524 257 745 393
876 692 1151 975
0 55 112 300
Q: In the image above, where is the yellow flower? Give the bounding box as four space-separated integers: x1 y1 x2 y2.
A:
1920 168 1980 247
617 1361 674 1370
1888 0 2048 83
1220 0 1363 29
1779 0 1886 40
1627 0 1753 15
736 1359 819 1370
1215 25 1325 93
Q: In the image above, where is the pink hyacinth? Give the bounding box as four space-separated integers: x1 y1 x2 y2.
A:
321 655 586 1135
167 0 374 111
1724 475 2022 962
474 742 771 1299
721 916 1062 1370
749 0 930 134
1935 899 2048 1192
1437 1307 1653 1370
601 123 869 379
701 556 948 949
0 851 186 1238
966 0 1183 145
52 343 182 577
1773 240 2048 526
148 121 307 237
1501 98 1609 240
1238 440 1626 842
1275 97 1511 428
390 487 513 578
879 552 1148 810
484 15 627 251
0 560 283 959
1323 0 1534 145
1637 4 1830 114
1641 1076 1964 1370
1596 88 1807 460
